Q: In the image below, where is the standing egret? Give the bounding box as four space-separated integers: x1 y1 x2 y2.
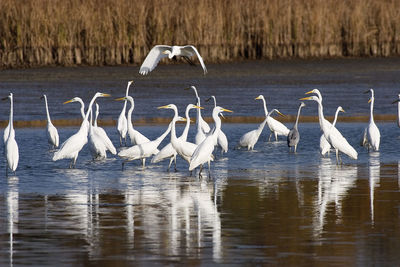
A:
4 93 18 175
63 97 85 119
287 102 306 153
93 102 116 155
320 106 345 156
206 95 228 154
139 45 207 75
117 81 133 146
238 109 284 150
152 104 198 171
361 89 380 151
393 94 400 128
300 90 357 164
189 106 233 178
255 95 289 141
88 109 107 160
2 95 11 145
41 94 59 149
185 86 210 144
53 92 110 168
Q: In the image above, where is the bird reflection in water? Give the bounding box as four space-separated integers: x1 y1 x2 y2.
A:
7 175 19 267
369 152 380 226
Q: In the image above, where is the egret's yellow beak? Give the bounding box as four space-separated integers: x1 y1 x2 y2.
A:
193 105 204 109
299 97 311 100
101 93 111 97
63 99 73 104
157 105 170 109
363 90 370 94
220 113 226 119
305 90 314 95
222 108 233 113
341 109 346 113
255 96 262 100
115 97 126 101
276 111 285 117
368 98 372 103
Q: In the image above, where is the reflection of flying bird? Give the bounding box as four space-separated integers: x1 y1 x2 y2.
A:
4 93 19 175
287 102 305 153
41 94 59 149
255 95 289 141
139 45 207 75
117 81 133 146
361 89 380 151
300 89 357 164
320 106 345 156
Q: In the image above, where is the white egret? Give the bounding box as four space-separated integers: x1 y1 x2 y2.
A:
238 109 284 150
152 104 198 171
189 106 233 178
206 95 228 154
320 106 345 156
53 92 110 168
4 93 18 175
41 94 59 149
139 45 207 75
361 89 380 151
185 85 210 145
287 102 306 153
255 95 289 141
2 95 11 144
63 97 85 119
117 81 133 146
393 94 400 128
93 102 116 155
300 89 357 164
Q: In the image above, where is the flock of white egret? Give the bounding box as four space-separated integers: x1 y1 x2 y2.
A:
1 45 395 177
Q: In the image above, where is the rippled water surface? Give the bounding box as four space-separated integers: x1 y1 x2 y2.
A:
1 59 400 266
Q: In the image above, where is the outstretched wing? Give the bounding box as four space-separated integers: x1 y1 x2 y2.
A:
139 45 171 75
181 45 207 75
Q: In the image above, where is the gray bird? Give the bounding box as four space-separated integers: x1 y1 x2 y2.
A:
287 102 306 153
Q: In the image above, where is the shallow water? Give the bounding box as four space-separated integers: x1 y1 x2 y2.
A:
1 59 400 265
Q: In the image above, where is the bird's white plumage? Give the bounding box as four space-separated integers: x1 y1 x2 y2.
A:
287 102 305 152
94 103 116 155
363 89 380 151
122 96 151 146
42 94 59 149
320 106 344 156
89 110 107 160
117 81 132 146
208 95 228 153
139 45 207 75
5 93 19 173
186 86 210 144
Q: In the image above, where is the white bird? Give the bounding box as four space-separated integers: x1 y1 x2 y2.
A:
93 102 116 155
320 106 345 156
88 109 107 160
206 95 228 154
2 95 11 144
185 85 210 145
300 89 357 164
239 109 284 150
4 93 19 175
361 89 380 151
255 95 290 141
393 94 400 128
189 106 233 178
53 92 110 168
152 104 198 171
64 97 85 119
41 94 59 149
287 102 306 153
139 45 207 75
117 81 133 146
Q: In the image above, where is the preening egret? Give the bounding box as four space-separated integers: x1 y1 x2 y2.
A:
139 45 207 75
361 89 380 152
53 92 110 168
117 81 133 146
189 106 233 178
4 93 18 175
320 106 345 156
255 95 289 141
393 94 400 128
185 85 210 145
152 104 198 171
300 89 357 164
206 95 228 154
287 102 306 153
238 109 284 150
41 94 59 149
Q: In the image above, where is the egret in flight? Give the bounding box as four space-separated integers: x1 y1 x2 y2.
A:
300 89 357 164
287 102 306 153
361 89 380 151
4 93 18 175
41 94 59 149
139 45 207 75
255 95 289 141
117 81 133 146
189 106 233 178
320 106 345 156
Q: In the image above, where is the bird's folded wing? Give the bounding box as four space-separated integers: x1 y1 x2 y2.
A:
139 45 171 75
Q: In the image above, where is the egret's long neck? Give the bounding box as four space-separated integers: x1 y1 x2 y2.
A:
196 97 203 128
94 105 99 127
126 99 134 130
212 96 216 108
44 96 51 123
154 122 172 146
180 107 191 141
369 97 375 123
316 99 326 130
122 83 131 113
397 98 400 128
256 117 268 134
171 116 179 144
294 106 303 129
84 95 99 123
212 110 222 138
78 100 85 119
332 108 341 126
9 96 14 131
261 98 268 116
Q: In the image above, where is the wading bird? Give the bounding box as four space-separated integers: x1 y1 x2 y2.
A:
41 94 59 149
255 95 289 141
300 89 357 164
4 93 18 175
361 89 380 151
206 95 228 154
393 94 400 128
139 45 207 75
189 106 233 178
287 102 306 153
320 106 345 156
117 81 133 146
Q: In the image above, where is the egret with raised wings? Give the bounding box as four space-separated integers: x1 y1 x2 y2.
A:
139 45 207 75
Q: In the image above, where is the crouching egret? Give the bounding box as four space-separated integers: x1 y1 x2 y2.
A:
139 45 207 75
41 94 59 149
320 106 345 156
4 93 18 175
189 106 233 178
287 102 306 153
255 95 289 141
361 89 380 151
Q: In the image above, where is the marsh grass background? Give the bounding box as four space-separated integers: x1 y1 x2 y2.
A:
1 0 400 68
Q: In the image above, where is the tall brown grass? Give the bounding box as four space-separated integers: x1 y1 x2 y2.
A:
1 0 400 68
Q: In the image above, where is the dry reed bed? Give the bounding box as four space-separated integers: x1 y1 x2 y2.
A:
1 0 400 68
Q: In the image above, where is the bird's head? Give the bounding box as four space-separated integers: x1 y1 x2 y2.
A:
63 97 82 104
162 49 173 59
40 94 46 100
338 106 345 113
299 95 320 102
269 109 285 117
299 102 306 108
157 104 178 111
187 103 203 110
255 95 264 101
305 89 321 96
